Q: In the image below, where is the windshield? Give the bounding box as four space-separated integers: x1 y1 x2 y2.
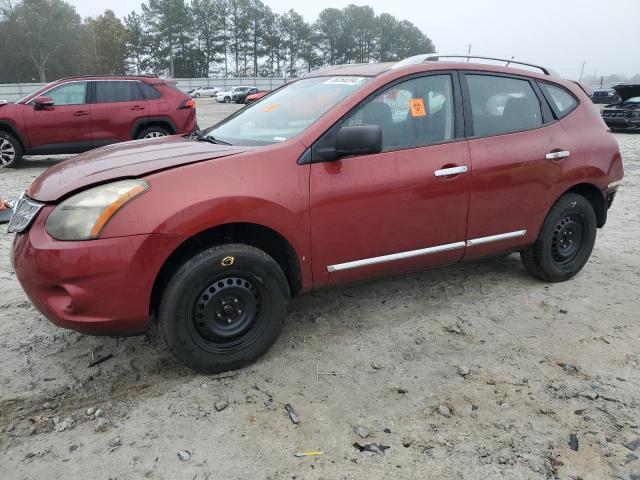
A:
205 76 370 146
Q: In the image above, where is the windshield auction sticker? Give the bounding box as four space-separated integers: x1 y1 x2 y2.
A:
322 77 366 86
409 98 427 117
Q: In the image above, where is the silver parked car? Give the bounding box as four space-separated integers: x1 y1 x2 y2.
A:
190 86 220 98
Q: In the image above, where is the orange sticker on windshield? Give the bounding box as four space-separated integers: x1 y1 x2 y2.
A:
409 98 427 117
263 103 280 112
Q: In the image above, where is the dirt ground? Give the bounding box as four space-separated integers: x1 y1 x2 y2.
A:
0 98 639 480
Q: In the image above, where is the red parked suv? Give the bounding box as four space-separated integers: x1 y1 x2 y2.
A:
9 56 623 373
0 75 197 167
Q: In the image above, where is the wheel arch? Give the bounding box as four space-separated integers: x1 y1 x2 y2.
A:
130 117 177 139
150 222 302 317
561 182 607 228
0 120 25 150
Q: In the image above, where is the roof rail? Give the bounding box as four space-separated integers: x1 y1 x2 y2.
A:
57 74 159 81
391 54 558 77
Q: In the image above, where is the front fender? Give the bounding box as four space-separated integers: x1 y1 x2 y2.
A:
100 148 311 287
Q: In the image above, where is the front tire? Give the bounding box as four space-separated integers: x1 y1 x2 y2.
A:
224 97 231 104
159 244 290 373
520 193 597 282
0 131 23 168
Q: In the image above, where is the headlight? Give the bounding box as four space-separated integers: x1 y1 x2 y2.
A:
45 179 149 240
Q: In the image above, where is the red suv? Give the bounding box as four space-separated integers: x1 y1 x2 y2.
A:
9 56 623 373
0 75 197 167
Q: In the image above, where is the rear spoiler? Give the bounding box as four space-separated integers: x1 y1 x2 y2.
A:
571 81 593 97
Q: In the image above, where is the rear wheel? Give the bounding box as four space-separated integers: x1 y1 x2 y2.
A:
0 131 23 168
159 244 290 373
520 193 597 282
137 126 170 139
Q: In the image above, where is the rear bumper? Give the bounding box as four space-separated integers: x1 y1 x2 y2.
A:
11 208 185 335
176 109 198 134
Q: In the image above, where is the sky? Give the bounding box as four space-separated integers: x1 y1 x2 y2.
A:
66 0 640 79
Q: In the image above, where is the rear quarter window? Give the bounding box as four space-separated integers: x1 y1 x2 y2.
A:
140 82 162 100
538 82 578 118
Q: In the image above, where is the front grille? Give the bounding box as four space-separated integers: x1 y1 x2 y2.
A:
7 193 44 234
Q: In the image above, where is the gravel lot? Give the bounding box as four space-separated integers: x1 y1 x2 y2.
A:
0 98 639 480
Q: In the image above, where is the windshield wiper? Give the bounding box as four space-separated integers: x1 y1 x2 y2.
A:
190 130 232 146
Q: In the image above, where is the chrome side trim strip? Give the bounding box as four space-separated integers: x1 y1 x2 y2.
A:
326 241 466 272
325 230 528 272
466 230 527 247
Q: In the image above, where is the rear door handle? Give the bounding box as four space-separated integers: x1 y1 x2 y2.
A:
130 105 145 111
73 111 89 116
546 150 571 160
434 165 468 177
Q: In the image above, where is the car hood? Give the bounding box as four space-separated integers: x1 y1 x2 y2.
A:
27 136 252 202
613 84 640 102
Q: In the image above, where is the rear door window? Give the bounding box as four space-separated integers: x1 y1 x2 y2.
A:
95 81 145 103
538 82 578 118
466 75 543 137
344 74 455 150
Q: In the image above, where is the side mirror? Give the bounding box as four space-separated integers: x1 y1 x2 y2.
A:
34 96 54 109
335 125 382 159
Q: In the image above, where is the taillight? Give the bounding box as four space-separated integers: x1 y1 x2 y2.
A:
179 99 195 109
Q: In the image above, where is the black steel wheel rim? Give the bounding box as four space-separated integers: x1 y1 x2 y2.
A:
551 214 585 266
189 275 267 353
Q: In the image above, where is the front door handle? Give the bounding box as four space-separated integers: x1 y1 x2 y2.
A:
73 110 89 116
130 105 145 111
546 150 571 160
434 165 468 177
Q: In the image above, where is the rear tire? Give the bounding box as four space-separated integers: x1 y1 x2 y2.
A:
0 131 23 168
137 126 170 139
520 193 597 282
159 244 290 373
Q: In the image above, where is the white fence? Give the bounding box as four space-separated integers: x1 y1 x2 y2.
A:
0 77 288 102
0 83 46 102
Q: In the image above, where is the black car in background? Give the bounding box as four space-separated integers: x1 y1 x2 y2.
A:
231 86 259 104
601 84 640 131
591 87 621 104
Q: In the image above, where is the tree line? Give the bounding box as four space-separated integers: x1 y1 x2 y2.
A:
0 0 436 83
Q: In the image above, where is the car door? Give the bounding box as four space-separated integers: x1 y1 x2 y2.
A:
25 81 92 152
461 72 576 260
309 73 471 287
90 80 149 145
